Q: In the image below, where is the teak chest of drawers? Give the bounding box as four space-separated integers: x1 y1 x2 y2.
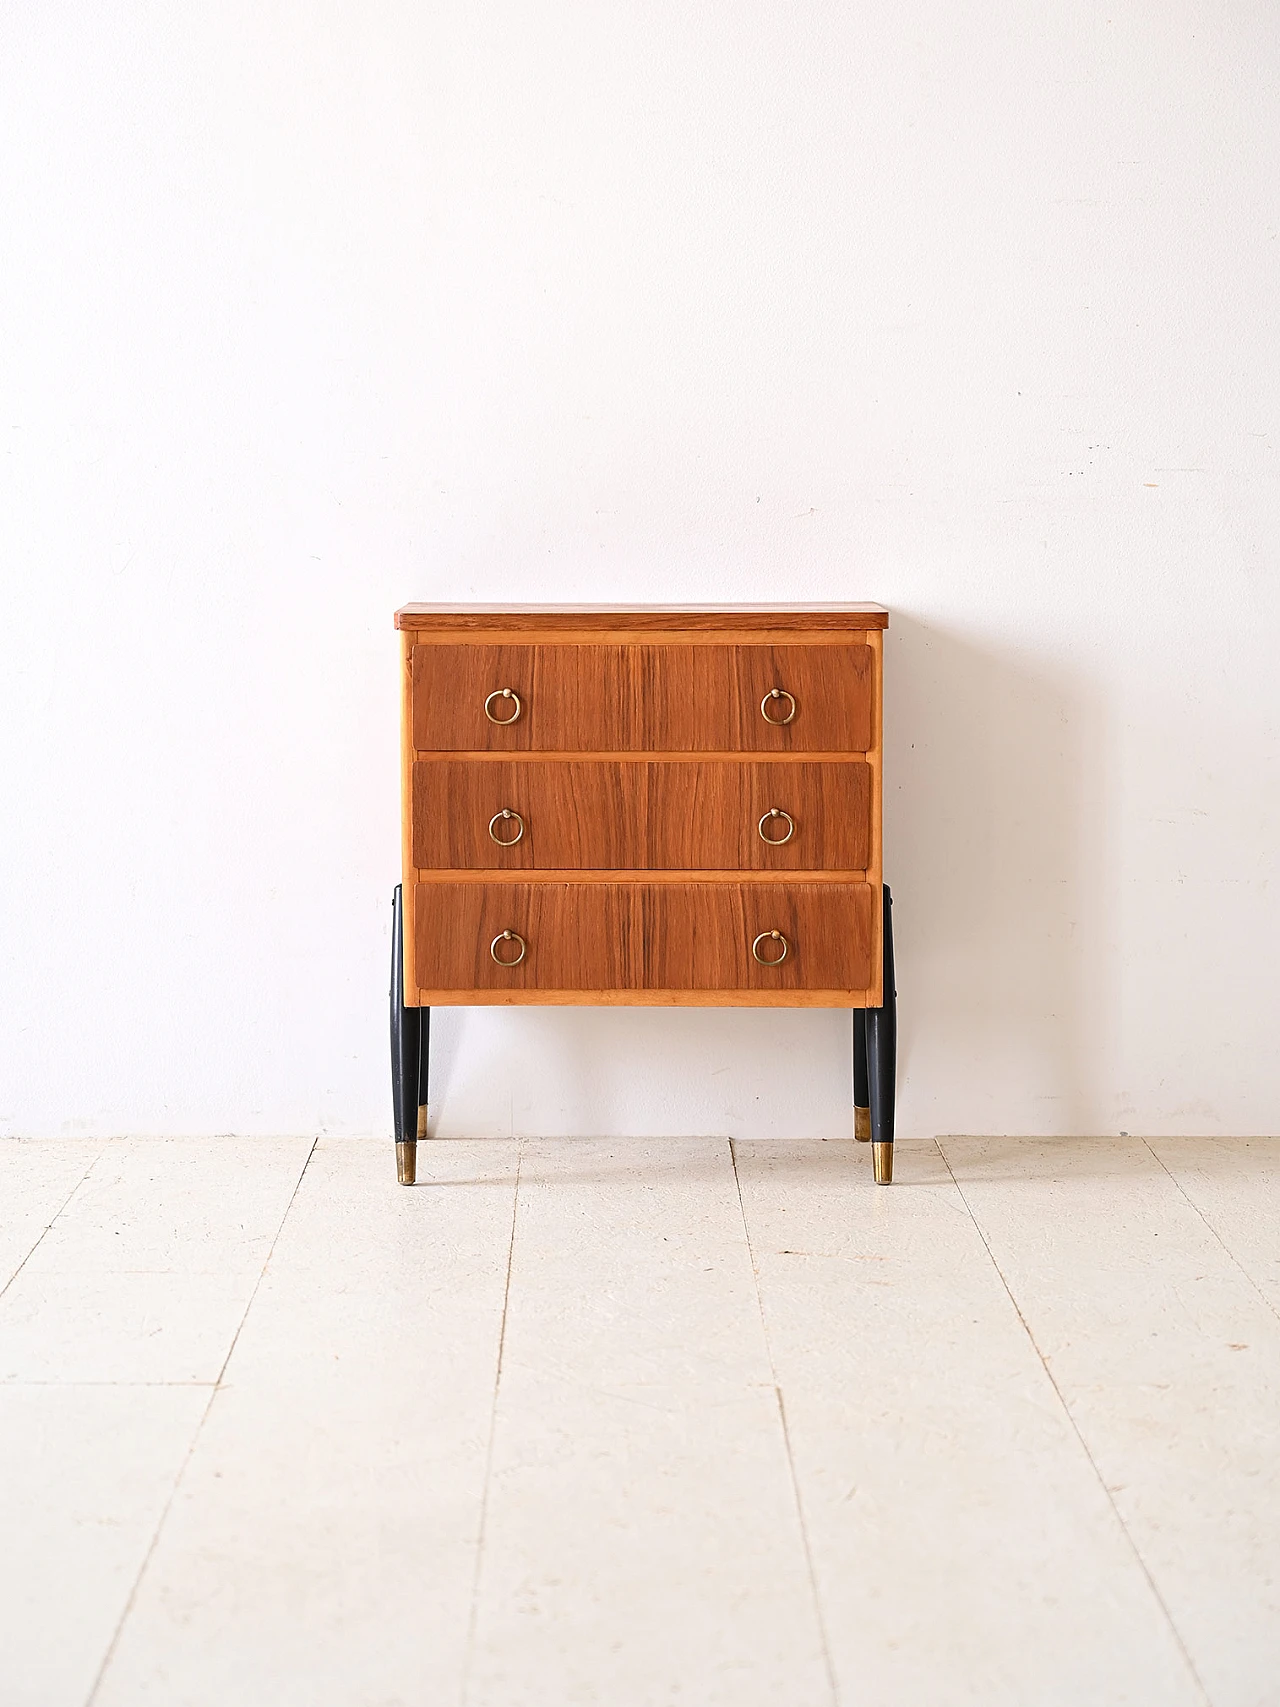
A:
389 604 898 1181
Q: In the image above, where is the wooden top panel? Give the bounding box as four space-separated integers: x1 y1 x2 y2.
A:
394 602 889 633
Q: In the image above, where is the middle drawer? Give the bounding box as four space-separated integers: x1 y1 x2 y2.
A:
411 758 871 871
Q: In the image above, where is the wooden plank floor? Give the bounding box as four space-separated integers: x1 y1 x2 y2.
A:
2 1135 1278 1705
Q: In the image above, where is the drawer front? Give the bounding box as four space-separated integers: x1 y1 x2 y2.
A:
412 644 873 752
412 760 871 871
413 882 874 993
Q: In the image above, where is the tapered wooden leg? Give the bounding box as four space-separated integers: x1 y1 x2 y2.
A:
852 1010 870 1140
390 885 422 1185
865 884 896 1183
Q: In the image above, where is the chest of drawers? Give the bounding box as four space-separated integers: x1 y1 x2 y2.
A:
389 604 897 1182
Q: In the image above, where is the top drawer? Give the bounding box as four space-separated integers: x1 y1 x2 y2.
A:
411 644 874 752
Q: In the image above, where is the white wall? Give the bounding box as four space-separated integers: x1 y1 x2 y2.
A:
3 2 1278 1141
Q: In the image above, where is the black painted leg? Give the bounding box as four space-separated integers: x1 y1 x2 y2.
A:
390 885 422 1185
428 1003 440 1153
865 884 896 1184
852 1010 870 1140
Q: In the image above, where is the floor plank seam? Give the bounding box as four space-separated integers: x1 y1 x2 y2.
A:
460 1140 522 1707
2 1379 219 1389
82 1135 320 1707
729 1138 840 1707
935 1140 1214 1707
0 1142 109 1305
1142 1139 1280 1330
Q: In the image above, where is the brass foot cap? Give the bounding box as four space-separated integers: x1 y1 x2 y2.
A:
416 1104 428 1139
872 1141 893 1185
396 1139 417 1186
854 1106 871 1141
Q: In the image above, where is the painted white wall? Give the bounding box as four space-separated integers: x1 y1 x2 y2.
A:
3 2 1278 1140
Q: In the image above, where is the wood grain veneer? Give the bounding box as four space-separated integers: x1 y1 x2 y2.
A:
411 643 873 753
411 758 871 871
413 881 873 994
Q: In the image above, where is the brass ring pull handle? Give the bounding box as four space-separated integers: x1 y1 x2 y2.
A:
758 807 795 845
484 688 523 725
760 687 797 725
490 929 527 966
752 929 789 965
488 808 526 846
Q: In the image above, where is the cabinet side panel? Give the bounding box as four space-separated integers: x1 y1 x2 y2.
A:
400 629 418 1007
866 627 884 1005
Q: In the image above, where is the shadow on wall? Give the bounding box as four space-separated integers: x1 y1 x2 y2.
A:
886 613 1114 1136
423 615 1113 1141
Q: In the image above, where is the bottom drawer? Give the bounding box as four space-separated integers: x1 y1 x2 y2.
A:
412 881 875 999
